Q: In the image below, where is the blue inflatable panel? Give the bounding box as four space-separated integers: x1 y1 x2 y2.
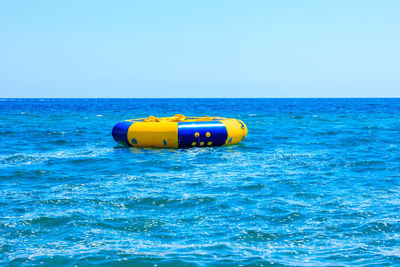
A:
177 121 228 148
111 121 134 146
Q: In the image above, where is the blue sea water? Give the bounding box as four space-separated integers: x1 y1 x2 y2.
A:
0 98 400 266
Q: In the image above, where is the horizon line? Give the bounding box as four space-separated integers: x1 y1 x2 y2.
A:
1 97 400 99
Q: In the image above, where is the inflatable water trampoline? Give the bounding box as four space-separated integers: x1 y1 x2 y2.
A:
112 114 247 148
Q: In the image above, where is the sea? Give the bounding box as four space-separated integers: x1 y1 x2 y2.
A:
1 98 399 266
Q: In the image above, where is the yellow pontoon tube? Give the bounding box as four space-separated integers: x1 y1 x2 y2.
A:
112 114 247 148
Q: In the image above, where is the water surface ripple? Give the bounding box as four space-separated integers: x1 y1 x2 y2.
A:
1 98 400 266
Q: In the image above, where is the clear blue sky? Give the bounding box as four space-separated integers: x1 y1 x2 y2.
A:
1 1 399 97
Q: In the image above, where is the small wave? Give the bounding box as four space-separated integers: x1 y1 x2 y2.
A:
357 221 399 234
96 218 167 232
238 184 266 191
21 215 73 227
292 115 304 119
0 147 115 167
316 130 338 136
274 212 303 224
379 247 400 257
124 195 216 209
0 130 15 135
1 154 42 165
34 170 53 175
232 230 280 241
46 131 67 136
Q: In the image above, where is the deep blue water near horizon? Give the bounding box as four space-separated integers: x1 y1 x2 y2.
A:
1 98 400 266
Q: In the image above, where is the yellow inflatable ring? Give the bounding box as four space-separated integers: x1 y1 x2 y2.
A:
112 114 247 148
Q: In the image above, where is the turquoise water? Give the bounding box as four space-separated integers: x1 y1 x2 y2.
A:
1 98 400 266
